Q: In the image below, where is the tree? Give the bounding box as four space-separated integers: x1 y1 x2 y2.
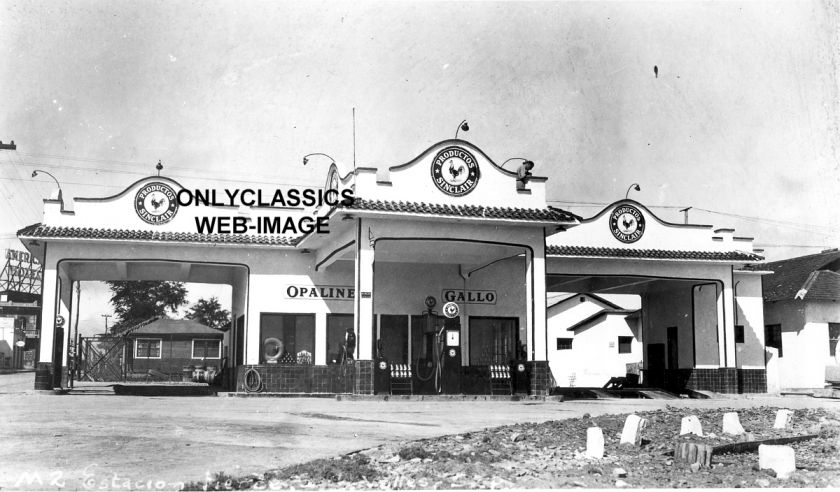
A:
105 281 187 332
185 296 230 330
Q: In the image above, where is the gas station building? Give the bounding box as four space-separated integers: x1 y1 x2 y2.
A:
18 139 769 395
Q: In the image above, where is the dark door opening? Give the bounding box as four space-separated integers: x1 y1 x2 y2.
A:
468 317 521 365
377 314 409 364
647 343 665 388
667 326 678 369
234 315 245 366
52 326 64 388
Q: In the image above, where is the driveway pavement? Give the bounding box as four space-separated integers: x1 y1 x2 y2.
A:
1 372 837 490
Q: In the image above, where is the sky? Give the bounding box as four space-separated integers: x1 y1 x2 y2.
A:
1 1 839 333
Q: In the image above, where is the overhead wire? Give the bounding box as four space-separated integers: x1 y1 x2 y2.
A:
15 151 317 188
754 244 834 249
548 198 837 236
12 157 312 188
1 153 44 224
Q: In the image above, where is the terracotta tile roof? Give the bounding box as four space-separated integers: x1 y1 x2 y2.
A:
547 293 623 310
344 198 580 223
566 309 639 331
16 223 298 247
758 249 840 301
546 245 763 262
129 318 225 336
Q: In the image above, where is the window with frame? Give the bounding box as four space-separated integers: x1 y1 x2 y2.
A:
764 324 783 358
135 338 161 359
260 313 315 364
618 336 633 354
735 325 745 344
469 317 519 365
829 323 840 358
556 338 573 350
192 339 221 359
327 314 355 364
377 315 409 365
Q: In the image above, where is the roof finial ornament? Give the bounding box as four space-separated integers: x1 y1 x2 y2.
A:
156 160 163 176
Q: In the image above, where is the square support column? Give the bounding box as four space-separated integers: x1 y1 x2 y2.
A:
38 264 58 365
722 277 737 368
716 277 737 368
531 245 547 362
314 311 327 365
57 275 74 388
354 219 375 360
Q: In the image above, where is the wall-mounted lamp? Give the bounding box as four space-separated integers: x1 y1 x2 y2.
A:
625 183 641 199
341 214 355 221
156 160 163 176
302 153 336 166
28 240 40 247
455 120 469 139
31 170 63 201
300 248 312 255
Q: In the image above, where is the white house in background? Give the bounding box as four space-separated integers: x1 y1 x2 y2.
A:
759 249 840 389
547 293 642 387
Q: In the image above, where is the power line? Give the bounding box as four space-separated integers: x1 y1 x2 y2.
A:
2 153 46 221
547 199 687 210
754 243 834 248
550 199 838 235
15 151 316 187
10 156 318 189
0 176 122 189
692 207 837 233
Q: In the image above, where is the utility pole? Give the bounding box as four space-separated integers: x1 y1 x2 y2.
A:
679 207 692 224
0 140 16 150
101 314 112 335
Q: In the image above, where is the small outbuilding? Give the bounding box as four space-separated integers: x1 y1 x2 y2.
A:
760 249 840 389
121 318 226 378
547 293 641 387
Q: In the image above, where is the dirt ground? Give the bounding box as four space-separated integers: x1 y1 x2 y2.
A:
1 372 839 491
264 407 837 490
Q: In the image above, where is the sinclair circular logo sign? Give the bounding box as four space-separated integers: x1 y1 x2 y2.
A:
431 146 480 196
443 301 460 318
610 204 646 243
135 182 178 225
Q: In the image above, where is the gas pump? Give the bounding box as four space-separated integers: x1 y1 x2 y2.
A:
439 309 462 394
373 340 391 395
414 298 443 394
415 297 462 394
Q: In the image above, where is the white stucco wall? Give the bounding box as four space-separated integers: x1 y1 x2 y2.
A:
734 271 766 368
0 317 18 363
354 139 547 209
547 257 744 369
693 283 720 367
548 309 641 387
765 299 839 388
644 286 694 369
37 229 539 367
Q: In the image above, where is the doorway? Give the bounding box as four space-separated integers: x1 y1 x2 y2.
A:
667 326 678 369
468 317 521 365
646 343 665 387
